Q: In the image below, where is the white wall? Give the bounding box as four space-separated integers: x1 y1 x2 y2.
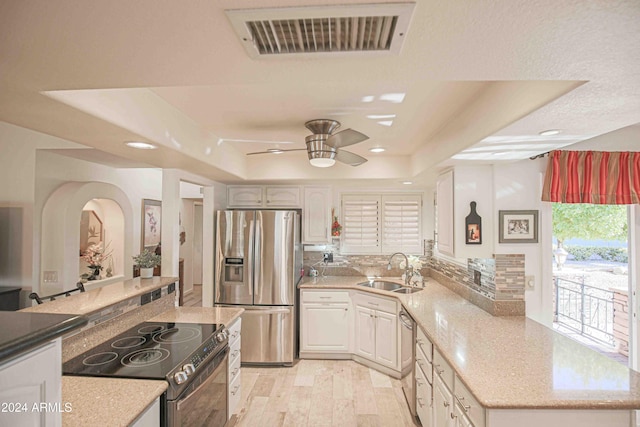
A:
0 122 80 297
493 158 548 323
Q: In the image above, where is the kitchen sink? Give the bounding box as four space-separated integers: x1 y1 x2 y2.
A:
356 280 423 294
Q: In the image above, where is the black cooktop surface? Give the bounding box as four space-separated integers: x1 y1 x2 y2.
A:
63 322 221 380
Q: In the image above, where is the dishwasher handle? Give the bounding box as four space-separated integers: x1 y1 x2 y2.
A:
399 310 414 329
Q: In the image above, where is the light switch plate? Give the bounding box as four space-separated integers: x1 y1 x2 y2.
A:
525 275 535 289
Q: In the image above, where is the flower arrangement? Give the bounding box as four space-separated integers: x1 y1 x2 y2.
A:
331 208 341 236
81 242 112 268
399 255 424 271
133 249 161 268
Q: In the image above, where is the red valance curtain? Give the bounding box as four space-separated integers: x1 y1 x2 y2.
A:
542 150 640 204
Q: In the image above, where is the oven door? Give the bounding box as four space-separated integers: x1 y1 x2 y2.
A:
167 347 229 427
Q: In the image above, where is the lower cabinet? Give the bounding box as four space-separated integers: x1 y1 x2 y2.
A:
0 338 62 427
131 398 160 427
300 290 351 354
227 318 242 418
353 292 398 370
434 374 454 427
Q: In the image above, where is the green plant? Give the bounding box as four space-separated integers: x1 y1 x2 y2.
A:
133 249 161 268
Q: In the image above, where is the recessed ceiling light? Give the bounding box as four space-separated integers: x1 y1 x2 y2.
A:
366 114 396 120
369 147 386 153
402 181 413 185
377 120 393 127
361 95 375 103
125 141 156 150
539 129 561 136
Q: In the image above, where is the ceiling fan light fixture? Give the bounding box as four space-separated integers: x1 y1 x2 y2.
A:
310 157 336 168
125 141 156 150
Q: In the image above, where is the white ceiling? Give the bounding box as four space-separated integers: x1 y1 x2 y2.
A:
0 0 638 187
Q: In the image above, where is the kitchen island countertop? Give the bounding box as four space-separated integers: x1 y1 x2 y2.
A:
21 276 178 316
150 306 244 325
62 376 167 427
300 275 640 410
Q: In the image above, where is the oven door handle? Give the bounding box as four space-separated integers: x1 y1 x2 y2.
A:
243 307 291 315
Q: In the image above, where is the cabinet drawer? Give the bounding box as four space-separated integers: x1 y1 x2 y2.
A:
228 370 242 415
415 361 432 426
454 376 485 427
228 318 242 346
416 327 433 363
229 334 241 366
415 342 432 384
302 290 350 303
355 291 397 314
433 348 454 388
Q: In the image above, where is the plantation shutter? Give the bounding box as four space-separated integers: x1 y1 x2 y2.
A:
381 195 422 254
341 195 380 254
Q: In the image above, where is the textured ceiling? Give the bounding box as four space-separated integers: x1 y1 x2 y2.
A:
0 0 638 186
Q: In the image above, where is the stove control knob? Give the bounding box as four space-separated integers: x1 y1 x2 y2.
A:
182 363 195 376
215 332 226 343
174 371 188 385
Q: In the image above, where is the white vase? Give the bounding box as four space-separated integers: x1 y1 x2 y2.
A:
140 267 154 278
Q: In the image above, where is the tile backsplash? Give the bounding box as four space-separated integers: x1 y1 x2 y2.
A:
304 239 525 316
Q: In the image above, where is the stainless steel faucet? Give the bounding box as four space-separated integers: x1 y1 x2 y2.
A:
387 252 413 286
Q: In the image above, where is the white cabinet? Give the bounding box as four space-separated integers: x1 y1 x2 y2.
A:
227 186 263 207
303 186 331 243
227 186 301 208
227 318 242 417
436 170 454 257
353 292 398 370
132 398 160 427
434 374 454 427
300 290 350 354
265 186 301 207
0 338 62 427
415 327 433 427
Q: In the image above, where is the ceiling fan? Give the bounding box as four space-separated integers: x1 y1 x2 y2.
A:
247 119 369 167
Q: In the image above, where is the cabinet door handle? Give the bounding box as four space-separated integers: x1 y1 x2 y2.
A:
230 385 241 395
416 378 423 386
443 401 449 408
232 350 240 358
450 412 457 420
344 308 348 311
434 364 444 375
231 367 239 376
417 398 425 408
455 395 471 412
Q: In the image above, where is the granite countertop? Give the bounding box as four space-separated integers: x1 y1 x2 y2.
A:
300 275 640 410
0 312 87 363
150 306 244 325
21 276 178 316
62 376 167 427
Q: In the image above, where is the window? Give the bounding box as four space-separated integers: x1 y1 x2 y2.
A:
341 193 422 254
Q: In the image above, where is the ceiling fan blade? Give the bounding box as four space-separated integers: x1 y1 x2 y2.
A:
246 148 307 155
325 129 369 148
335 150 368 166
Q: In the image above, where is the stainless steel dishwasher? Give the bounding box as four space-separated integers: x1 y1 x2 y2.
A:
399 309 417 418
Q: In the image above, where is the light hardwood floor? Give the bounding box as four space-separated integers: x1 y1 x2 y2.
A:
184 285 419 426
230 360 420 427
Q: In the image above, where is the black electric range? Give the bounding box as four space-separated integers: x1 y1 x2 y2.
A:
63 322 229 400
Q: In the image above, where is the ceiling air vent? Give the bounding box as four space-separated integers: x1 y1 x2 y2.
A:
225 3 415 58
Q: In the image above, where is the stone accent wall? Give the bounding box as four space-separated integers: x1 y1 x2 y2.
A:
613 290 629 357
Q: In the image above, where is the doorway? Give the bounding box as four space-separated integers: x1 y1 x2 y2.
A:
551 203 630 365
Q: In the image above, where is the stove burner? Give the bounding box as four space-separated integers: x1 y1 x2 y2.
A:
153 327 202 344
111 336 147 349
82 352 119 366
138 324 166 335
121 348 171 367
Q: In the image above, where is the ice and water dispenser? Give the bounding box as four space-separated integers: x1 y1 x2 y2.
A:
224 257 244 283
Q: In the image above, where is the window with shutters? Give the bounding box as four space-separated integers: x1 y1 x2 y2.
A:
341 193 422 254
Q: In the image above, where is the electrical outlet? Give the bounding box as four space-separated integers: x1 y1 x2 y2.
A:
473 270 481 286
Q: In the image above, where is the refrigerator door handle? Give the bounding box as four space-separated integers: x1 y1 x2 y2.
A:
243 307 291 314
253 215 262 297
247 218 254 296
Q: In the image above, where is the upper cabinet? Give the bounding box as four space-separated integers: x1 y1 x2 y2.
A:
436 170 455 257
303 186 331 244
227 186 301 208
436 166 494 259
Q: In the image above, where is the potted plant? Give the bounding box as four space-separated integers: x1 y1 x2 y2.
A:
133 249 161 278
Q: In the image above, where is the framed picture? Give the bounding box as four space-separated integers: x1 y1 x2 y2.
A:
80 210 103 255
142 199 161 251
498 210 539 243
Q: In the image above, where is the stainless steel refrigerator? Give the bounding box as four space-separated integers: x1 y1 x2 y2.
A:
214 210 302 366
